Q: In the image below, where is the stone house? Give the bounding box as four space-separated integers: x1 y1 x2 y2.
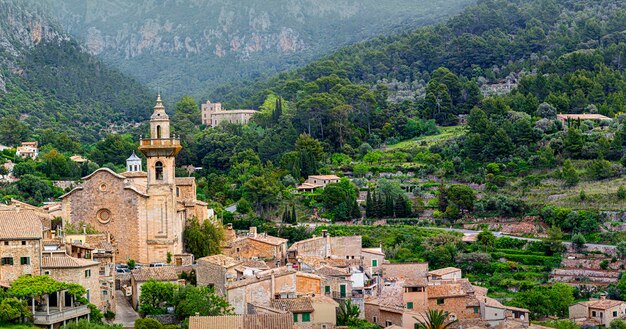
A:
16 141 38 159
188 313 293 329
362 247 385 271
196 254 242 296
0 210 44 284
296 175 341 192
225 267 322 314
224 227 288 267
41 252 102 312
569 298 626 327
201 100 258 127
315 266 352 300
270 295 339 329
381 262 429 281
130 266 190 310
557 113 611 125
288 230 364 262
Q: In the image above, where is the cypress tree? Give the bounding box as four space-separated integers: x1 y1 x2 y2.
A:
291 205 297 224
351 199 361 219
366 190 374 218
282 207 289 223
385 194 394 217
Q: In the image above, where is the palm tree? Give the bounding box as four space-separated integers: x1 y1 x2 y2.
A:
337 299 361 326
413 309 458 329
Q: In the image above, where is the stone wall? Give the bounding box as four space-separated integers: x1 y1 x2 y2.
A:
46 264 102 311
0 239 41 282
196 261 228 296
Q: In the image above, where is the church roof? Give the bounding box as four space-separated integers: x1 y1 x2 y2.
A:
121 171 147 178
175 177 195 185
127 151 141 161
151 94 169 120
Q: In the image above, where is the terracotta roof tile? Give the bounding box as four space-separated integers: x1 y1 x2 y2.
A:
0 210 43 240
580 299 624 310
131 265 192 282
314 266 349 277
249 234 288 246
427 283 466 298
240 260 269 270
197 254 240 268
42 254 98 268
227 267 296 289
429 267 461 276
270 297 314 313
308 175 340 180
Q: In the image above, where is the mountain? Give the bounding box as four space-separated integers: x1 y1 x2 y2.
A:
36 0 476 99
0 1 153 143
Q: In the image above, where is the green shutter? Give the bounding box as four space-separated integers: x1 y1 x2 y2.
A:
302 313 311 322
340 285 346 298
407 302 413 309
293 313 298 322
325 286 331 294
372 259 378 267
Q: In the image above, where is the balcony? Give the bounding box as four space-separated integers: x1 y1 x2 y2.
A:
139 137 181 147
33 304 90 325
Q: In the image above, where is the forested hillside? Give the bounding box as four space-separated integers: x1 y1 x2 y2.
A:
0 1 153 144
35 0 475 99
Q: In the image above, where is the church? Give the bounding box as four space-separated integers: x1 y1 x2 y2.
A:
58 95 208 264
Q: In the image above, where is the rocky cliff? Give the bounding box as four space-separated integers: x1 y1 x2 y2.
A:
36 0 475 98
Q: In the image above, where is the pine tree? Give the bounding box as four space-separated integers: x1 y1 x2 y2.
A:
365 190 374 218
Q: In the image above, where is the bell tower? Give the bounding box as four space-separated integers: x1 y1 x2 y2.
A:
139 94 181 186
138 94 183 263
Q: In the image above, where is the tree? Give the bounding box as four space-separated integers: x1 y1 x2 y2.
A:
0 116 29 146
571 233 586 252
174 285 232 318
446 185 476 214
562 159 579 187
138 279 177 315
166 252 172 264
134 318 163 329
337 299 361 326
413 309 458 329
477 230 496 249
611 319 626 329
618 186 626 200
544 226 565 256
0 297 31 323
127 259 136 270
617 241 626 259
183 218 225 259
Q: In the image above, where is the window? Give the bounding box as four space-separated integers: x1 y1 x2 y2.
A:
302 313 311 322
474 307 479 313
1 257 13 265
85 269 91 278
372 259 378 267
407 302 413 309
155 161 163 180
3 241 7 246
20 257 30 265
386 321 392 327
156 125 162 139
293 313 298 323
325 286 331 294
437 298 444 305
102 290 108 296
86 289 90 302
176 187 180 197
44 271 50 275
21 241 26 245
592 311 597 317
615 311 618 317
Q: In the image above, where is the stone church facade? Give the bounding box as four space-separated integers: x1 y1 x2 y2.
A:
60 95 208 264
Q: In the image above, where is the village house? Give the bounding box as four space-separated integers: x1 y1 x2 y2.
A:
188 312 294 329
0 209 44 284
224 227 288 267
196 254 242 296
288 230 369 264
225 267 322 314
296 175 341 192
16 141 39 159
41 250 101 312
270 294 339 329
557 113 611 125
569 297 626 328
201 100 258 127
365 266 530 328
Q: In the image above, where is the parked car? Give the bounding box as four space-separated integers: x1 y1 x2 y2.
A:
116 268 130 274
149 263 165 267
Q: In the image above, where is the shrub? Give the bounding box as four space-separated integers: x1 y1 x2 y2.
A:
135 318 163 329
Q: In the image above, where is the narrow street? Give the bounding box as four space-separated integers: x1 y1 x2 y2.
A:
111 290 140 329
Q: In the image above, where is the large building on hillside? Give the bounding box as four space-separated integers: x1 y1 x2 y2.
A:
59 95 209 264
201 100 257 127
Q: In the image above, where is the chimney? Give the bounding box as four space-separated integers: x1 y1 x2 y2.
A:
227 223 233 230
270 271 276 299
82 224 87 234
250 227 257 238
322 230 328 238
600 295 607 300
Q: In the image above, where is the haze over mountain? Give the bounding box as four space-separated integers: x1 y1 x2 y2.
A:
37 0 476 99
